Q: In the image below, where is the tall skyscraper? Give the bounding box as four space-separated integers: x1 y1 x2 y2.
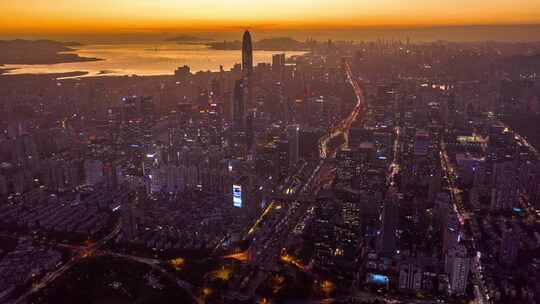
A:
242 30 253 76
287 124 300 166
233 79 246 131
377 195 399 254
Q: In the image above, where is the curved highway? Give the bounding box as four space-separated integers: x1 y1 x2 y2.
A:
319 62 366 158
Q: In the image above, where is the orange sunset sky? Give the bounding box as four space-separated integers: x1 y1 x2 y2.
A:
1 0 540 34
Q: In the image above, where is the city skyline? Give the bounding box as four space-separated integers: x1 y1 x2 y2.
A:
2 0 540 35
1 1 540 303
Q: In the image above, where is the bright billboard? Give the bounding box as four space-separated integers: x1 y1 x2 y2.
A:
233 184 242 208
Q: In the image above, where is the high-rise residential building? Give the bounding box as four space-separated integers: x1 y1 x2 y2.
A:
0 174 7 195
490 161 518 210
287 124 300 166
499 227 520 265
84 159 104 186
242 30 253 76
12 134 39 168
445 244 472 296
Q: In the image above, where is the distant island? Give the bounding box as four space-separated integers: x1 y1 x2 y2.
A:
0 40 100 65
208 37 309 51
0 70 89 78
165 35 214 43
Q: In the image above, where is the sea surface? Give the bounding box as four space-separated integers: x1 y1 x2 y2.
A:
3 43 306 77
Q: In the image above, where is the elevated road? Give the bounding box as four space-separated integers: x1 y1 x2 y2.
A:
319 61 366 159
238 61 368 298
12 220 122 304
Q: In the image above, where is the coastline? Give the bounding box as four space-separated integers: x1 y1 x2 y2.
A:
0 70 89 78
0 40 307 78
0 40 102 66
0 55 102 65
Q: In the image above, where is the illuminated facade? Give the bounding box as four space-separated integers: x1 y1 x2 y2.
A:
233 184 242 208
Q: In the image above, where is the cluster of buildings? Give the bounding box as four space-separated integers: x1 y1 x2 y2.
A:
0 187 120 238
0 238 62 302
0 32 539 303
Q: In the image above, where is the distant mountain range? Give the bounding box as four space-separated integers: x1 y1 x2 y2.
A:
0 39 99 65
208 37 309 51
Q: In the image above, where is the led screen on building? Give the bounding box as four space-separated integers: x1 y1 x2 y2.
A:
368 274 389 285
233 185 242 208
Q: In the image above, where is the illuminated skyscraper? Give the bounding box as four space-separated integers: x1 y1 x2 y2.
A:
242 30 253 76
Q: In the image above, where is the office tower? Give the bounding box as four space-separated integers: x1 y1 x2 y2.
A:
210 77 222 99
445 244 472 296
299 128 324 160
165 165 185 194
174 65 191 78
233 79 246 131
398 263 423 291
148 167 167 194
287 124 300 166
348 127 372 150
242 30 254 109
272 53 285 73
140 96 154 124
233 175 249 209
336 149 355 187
120 96 138 124
242 30 253 76
103 161 119 190
377 196 398 254
428 170 442 202
413 130 430 157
